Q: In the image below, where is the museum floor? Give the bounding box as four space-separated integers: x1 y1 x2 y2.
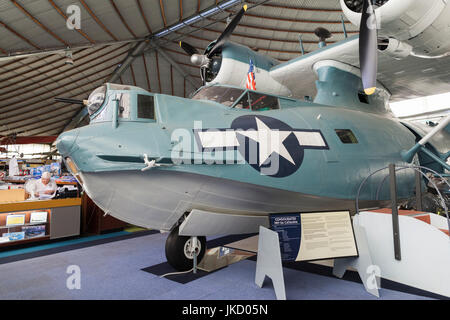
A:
0 230 436 300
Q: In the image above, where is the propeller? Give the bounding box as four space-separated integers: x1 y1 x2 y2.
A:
359 0 378 95
179 4 248 85
179 42 198 56
206 4 248 57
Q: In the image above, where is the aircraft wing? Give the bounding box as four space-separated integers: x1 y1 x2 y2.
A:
269 36 360 101
270 35 450 102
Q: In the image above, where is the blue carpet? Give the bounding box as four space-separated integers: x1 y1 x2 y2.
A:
0 230 158 266
0 232 436 300
140 234 255 284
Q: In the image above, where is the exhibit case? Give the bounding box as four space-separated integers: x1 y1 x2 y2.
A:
0 209 50 245
0 198 81 248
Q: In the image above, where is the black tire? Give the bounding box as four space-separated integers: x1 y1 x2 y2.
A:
165 227 206 271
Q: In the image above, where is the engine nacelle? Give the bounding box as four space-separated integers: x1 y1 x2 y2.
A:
206 42 291 97
340 0 448 41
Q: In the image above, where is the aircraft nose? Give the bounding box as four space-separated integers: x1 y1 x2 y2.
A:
56 130 79 157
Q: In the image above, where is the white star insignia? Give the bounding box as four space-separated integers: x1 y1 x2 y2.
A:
237 117 296 166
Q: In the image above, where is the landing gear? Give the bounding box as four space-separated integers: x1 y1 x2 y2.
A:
165 226 206 271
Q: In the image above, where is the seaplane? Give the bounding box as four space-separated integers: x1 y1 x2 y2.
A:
56 0 450 270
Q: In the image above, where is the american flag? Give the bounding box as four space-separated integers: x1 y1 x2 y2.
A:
246 59 256 90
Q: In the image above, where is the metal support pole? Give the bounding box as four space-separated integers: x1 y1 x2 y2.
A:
341 15 348 39
112 96 119 129
415 170 423 211
389 164 401 261
298 35 305 55
192 236 198 274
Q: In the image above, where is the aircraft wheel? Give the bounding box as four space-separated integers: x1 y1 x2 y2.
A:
165 227 206 271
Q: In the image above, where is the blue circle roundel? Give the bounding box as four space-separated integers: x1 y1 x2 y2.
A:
231 115 305 178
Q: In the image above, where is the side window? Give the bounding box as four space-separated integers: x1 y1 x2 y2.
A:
137 94 155 119
249 92 279 111
118 93 130 119
233 93 250 109
87 85 106 116
335 129 358 144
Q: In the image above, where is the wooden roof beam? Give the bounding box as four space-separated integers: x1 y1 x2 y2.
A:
79 0 118 41
0 20 41 49
48 0 95 44
136 0 152 34
110 0 137 38
10 0 69 46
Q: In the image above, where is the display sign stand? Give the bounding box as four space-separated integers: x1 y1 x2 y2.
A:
255 226 286 300
255 215 379 299
332 215 380 297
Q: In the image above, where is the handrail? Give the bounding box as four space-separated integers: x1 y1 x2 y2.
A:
355 164 449 238
376 166 450 201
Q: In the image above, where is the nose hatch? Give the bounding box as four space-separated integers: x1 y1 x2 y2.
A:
56 129 79 157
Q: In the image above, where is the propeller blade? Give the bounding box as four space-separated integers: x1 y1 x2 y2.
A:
179 41 199 56
207 4 248 57
359 0 378 95
200 67 206 86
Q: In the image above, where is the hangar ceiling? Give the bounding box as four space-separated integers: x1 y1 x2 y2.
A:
0 0 358 139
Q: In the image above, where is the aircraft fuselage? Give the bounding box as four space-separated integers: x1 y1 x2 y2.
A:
56 83 419 232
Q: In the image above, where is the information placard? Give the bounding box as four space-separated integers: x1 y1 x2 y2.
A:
270 211 358 262
6 214 25 226
30 211 48 224
269 213 301 261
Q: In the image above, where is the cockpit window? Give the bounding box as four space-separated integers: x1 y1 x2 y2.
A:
87 85 106 116
192 86 244 107
234 93 250 109
249 92 279 111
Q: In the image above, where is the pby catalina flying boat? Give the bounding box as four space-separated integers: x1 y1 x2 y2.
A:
56 0 450 271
